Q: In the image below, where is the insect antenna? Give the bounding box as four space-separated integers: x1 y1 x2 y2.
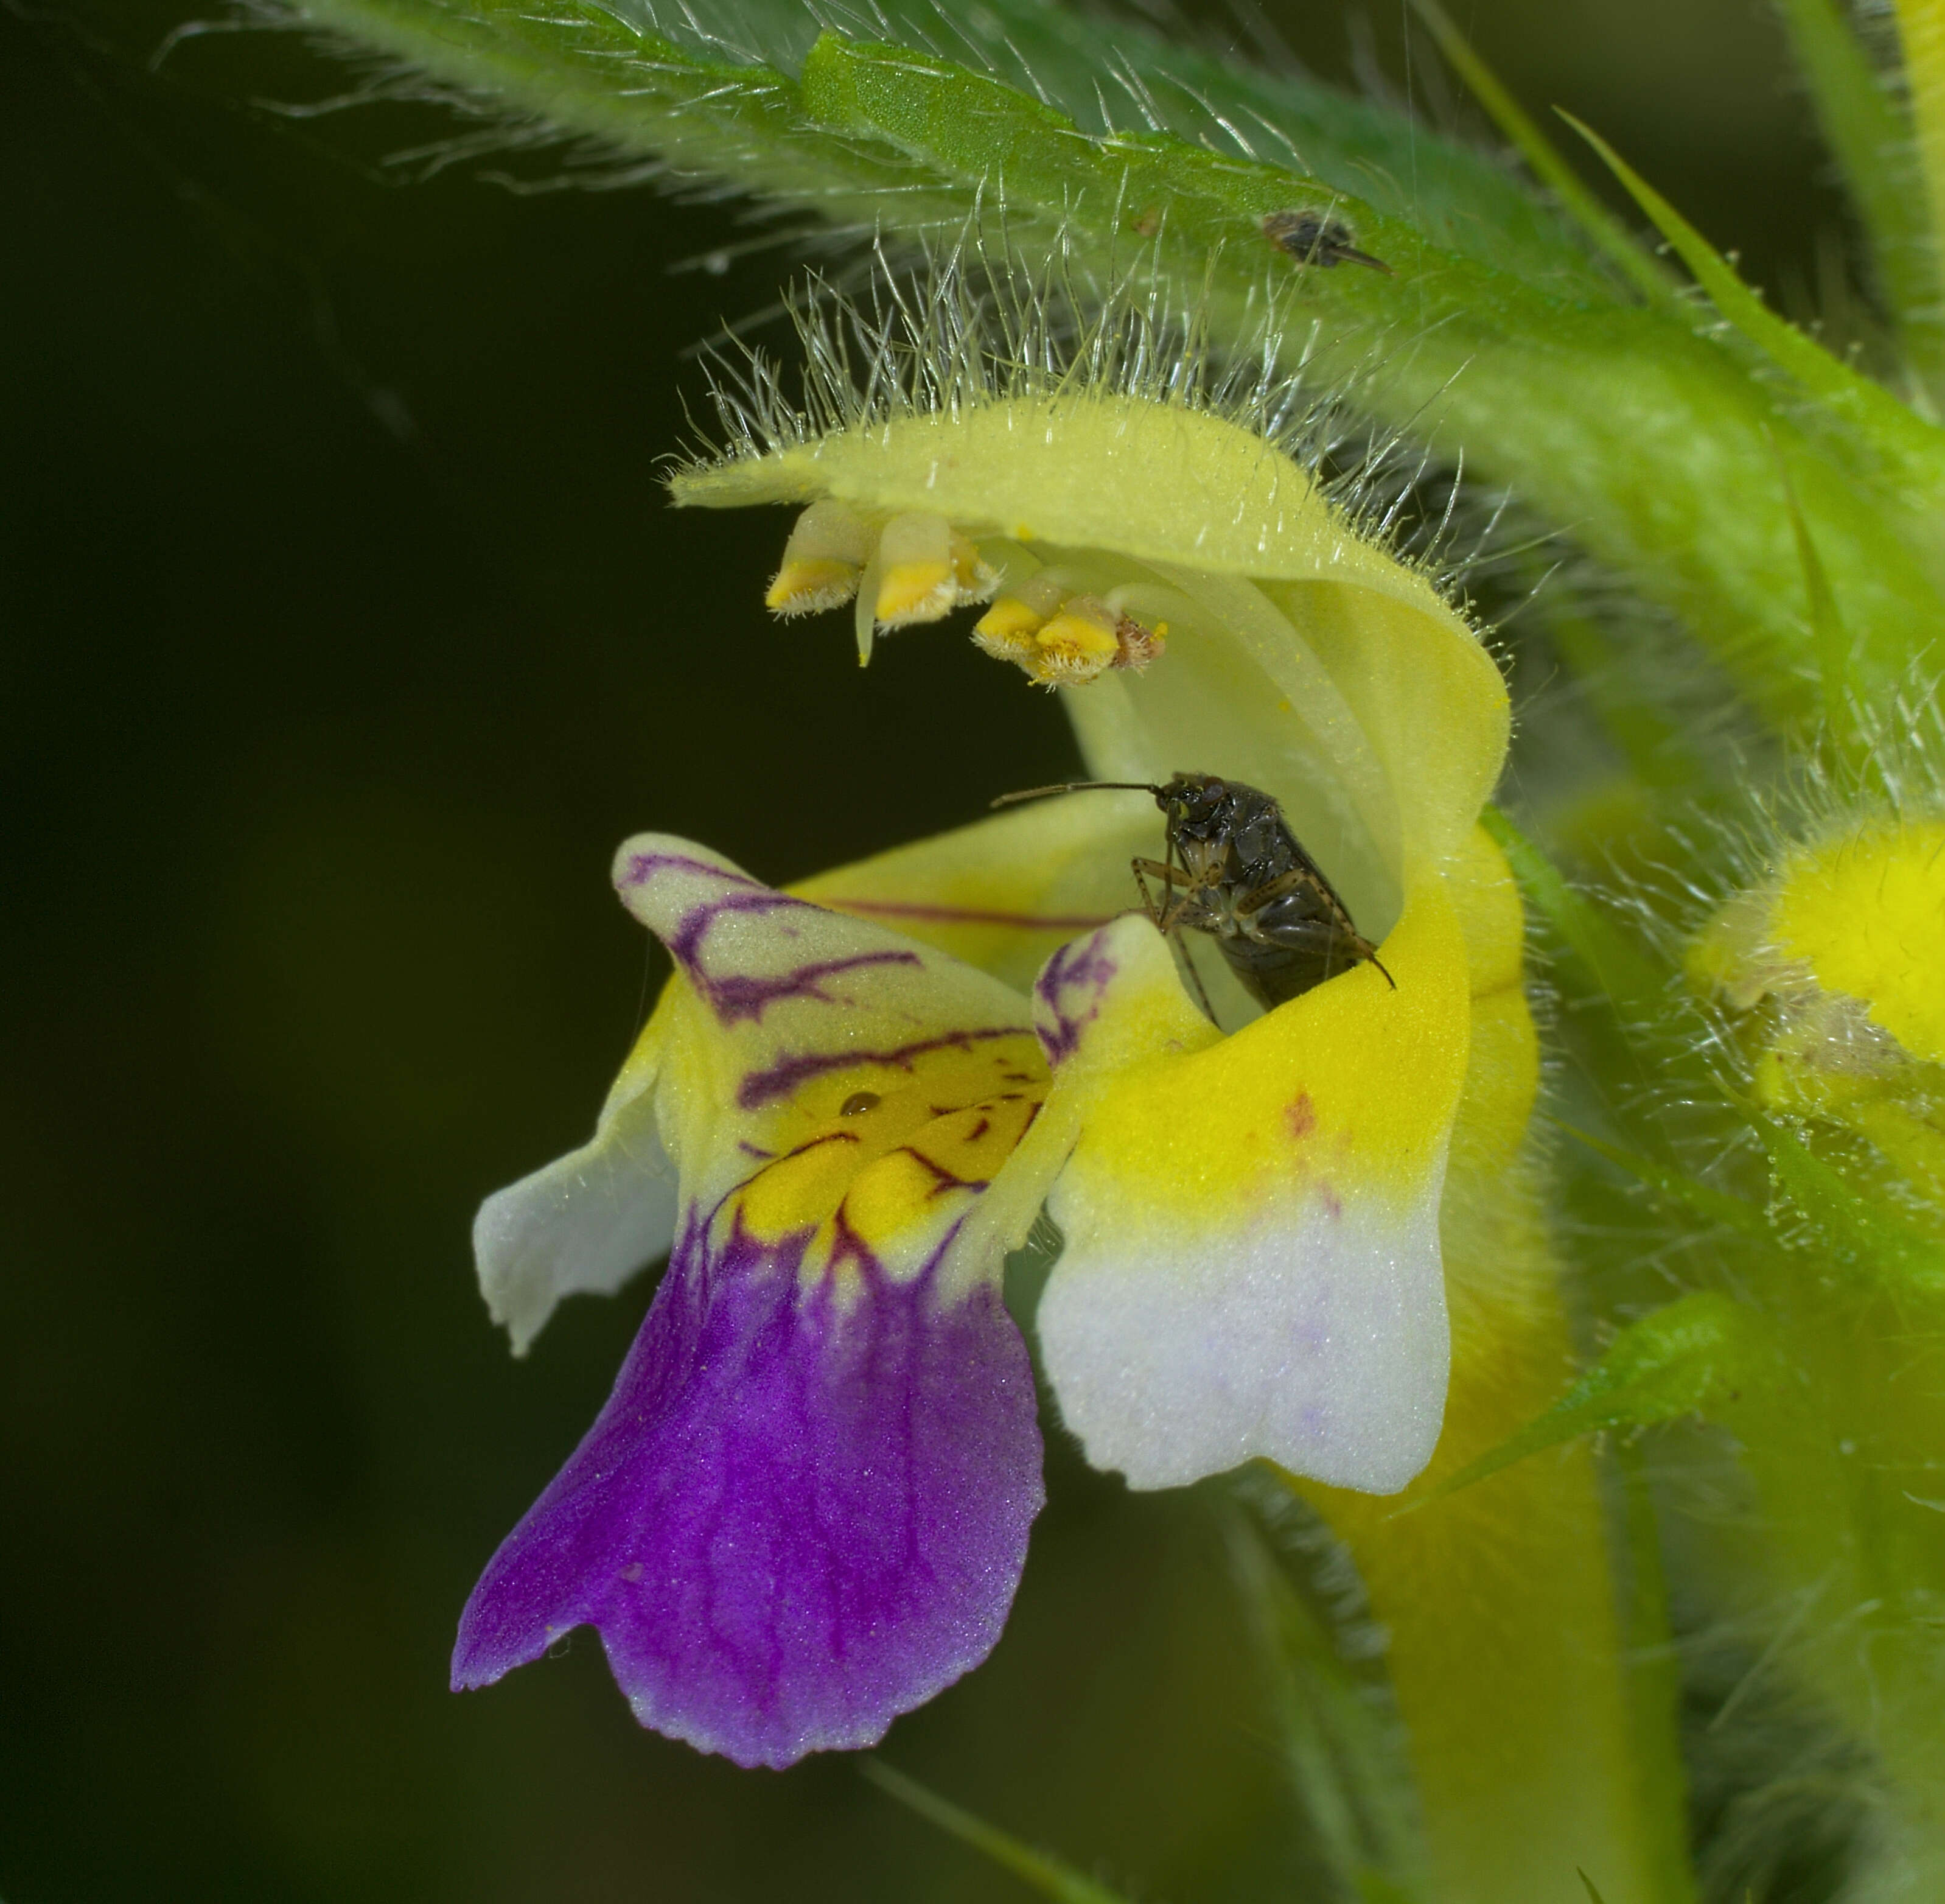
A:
990 780 1166 808
1369 951 1397 990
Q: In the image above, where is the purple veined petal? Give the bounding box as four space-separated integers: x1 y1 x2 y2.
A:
452 1202 1044 1768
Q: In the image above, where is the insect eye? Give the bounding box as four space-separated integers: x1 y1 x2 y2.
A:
839 1091 883 1116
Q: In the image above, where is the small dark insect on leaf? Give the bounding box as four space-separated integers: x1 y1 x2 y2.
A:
993 771 1394 1017
1262 209 1392 273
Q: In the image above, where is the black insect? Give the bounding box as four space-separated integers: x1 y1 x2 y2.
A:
1262 209 1392 273
995 771 1394 1012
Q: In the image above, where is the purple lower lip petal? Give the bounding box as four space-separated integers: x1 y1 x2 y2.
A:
452 1203 1044 1769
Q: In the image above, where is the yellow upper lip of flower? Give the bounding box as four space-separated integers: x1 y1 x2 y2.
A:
677 385 1507 912
676 392 1456 610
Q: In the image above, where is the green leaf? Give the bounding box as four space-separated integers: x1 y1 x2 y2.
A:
1557 1123 1772 1241
997 6 1618 295
1405 1292 1780 1505
861 1760 1136 1904
1561 110 1945 481
1225 1502 1428 1900
1753 1113 1945 1295
1479 806 1667 1016
288 0 1945 733
607 0 1628 294
289 0 923 215
1773 443 1860 740
1891 0 1945 283
1771 0 1942 391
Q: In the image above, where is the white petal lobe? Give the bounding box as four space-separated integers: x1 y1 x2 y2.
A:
475 1118 679 1357
1038 1158 1451 1494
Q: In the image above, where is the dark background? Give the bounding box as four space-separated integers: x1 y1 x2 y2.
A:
0 1 1851 1897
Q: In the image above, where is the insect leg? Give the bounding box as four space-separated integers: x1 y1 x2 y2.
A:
1237 866 1395 989
1132 856 1202 934
1175 934 1219 1024
1131 857 1219 1023
1237 865 1354 931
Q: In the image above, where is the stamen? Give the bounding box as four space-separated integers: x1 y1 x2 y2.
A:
1032 597 1123 684
974 579 1168 688
875 513 962 626
950 530 1000 604
972 571 1067 667
1112 612 1168 673
765 500 875 616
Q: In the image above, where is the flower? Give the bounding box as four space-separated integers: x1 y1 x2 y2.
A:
1692 812 1945 1198
453 841 1051 1768
454 292 1531 1766
680 313 1520 1490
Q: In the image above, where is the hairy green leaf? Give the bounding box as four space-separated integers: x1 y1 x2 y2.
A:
1406 1292 1781 1504
606 0 1625 291
1563 111 1945 479
1755 1113 1945 1295
290 0 1945 732
1772 0 1942 392
1481 806 1668 1015
1774 445 1860 739
1226 1503 1428 1899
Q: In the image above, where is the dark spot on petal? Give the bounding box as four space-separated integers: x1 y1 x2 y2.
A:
840 1091 882 1116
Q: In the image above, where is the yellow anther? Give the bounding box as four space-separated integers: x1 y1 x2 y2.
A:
971 595 1048 667
1029 597 1122 688
870 513 1000 628
876 559 956 625
766 558 860 615
766 499 875 618
972 569 1065 664
873 513 958 626
969 581 1169 688
974 595 1048 643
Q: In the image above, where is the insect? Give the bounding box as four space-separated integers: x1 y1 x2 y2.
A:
1262 209 1392 274
995 771 1394 1012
